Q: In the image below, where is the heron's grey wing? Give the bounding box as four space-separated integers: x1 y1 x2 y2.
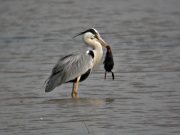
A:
45 49 93 92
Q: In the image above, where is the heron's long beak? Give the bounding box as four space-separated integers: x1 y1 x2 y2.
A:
98 37 108 48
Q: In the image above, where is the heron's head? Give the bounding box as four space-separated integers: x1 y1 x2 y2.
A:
74 28 108 48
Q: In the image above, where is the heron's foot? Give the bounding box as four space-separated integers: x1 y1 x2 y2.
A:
71 90 78 99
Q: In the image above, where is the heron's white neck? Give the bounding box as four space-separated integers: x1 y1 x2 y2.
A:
85 40 103 69
92 43 103 69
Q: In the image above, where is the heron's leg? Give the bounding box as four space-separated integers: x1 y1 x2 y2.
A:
111 71 114 80
71 83 75 98
71 76 81 98
104 72 107 80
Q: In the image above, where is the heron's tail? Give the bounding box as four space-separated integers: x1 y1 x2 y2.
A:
45 83 55 92
45 74 62 92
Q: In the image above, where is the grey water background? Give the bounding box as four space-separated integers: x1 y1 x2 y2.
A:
0 0 180 135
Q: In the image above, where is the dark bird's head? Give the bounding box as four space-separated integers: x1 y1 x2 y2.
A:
106 45 112 54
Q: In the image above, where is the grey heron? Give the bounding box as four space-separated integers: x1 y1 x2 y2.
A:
45 28 108 98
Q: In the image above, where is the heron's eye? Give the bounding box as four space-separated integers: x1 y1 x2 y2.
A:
90 37 95 40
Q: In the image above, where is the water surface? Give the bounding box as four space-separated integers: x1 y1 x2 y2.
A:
0 0 180 135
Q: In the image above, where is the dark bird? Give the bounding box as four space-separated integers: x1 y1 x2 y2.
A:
103 45 114 80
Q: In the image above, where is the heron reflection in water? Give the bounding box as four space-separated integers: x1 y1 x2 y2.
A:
45 28 108 98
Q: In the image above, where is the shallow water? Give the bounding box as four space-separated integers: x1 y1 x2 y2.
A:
0 0 180 135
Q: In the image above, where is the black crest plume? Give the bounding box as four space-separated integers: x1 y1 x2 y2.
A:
74 28 98 38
